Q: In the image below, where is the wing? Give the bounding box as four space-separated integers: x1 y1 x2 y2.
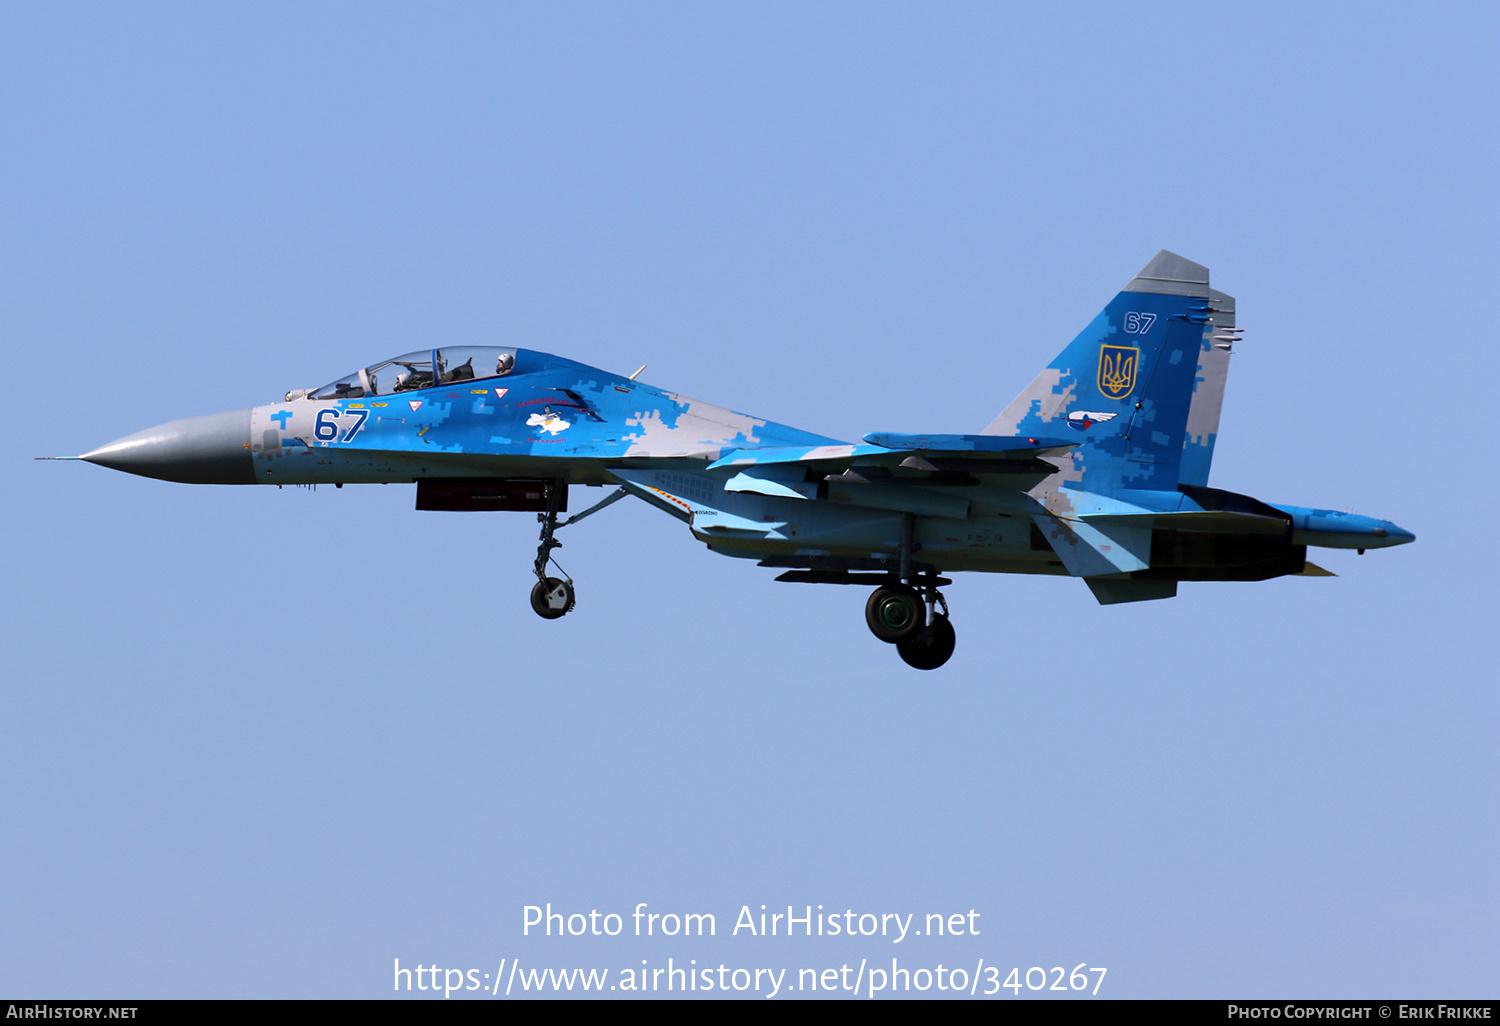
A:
708 433 1073 474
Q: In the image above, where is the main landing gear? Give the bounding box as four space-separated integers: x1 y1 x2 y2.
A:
529 483 628 620
862 513 956 670
865 580 956 670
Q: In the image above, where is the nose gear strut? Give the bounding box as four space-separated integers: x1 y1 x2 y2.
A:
529 484 629 620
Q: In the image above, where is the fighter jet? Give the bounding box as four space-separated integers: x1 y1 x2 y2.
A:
55 252 1413 669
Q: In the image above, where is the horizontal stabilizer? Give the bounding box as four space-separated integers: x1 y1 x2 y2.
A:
1081 510 1290 535
1033 514 1151 577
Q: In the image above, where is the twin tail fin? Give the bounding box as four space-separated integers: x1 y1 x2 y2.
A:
983 250 1235 497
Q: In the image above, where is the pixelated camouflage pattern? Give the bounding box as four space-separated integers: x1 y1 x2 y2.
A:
221 252 1413 603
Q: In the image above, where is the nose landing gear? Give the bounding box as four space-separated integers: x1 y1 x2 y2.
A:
527 484 629 620
530 575 575 619
531 486 576 619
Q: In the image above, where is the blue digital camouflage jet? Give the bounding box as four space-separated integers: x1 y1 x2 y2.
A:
61 252 1413 669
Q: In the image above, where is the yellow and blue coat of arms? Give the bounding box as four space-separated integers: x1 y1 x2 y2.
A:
1097 344 1139 400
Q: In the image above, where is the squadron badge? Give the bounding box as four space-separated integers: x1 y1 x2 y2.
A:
527 407 570 435
1067 410 1119 431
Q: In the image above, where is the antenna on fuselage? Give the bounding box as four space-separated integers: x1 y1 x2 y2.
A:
628 364 647 381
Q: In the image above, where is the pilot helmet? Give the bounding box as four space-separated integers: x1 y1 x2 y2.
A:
495 352 515 375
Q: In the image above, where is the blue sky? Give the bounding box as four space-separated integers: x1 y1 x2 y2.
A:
1 1 1495 999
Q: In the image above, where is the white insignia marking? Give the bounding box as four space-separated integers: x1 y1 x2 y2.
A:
408 400 423 411
1067 410 1119 431
527 410 571 435
494 388 507 399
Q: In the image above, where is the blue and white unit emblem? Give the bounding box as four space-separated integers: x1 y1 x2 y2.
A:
1066 411 1119 432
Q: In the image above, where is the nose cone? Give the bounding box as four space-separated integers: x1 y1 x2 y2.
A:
81 409 254 484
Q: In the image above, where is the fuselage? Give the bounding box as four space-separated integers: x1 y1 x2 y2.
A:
78 345 1412 584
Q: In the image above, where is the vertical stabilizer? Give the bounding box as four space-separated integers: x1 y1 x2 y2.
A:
984 250 1230 503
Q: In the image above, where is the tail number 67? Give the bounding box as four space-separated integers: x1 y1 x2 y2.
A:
315 408 369 443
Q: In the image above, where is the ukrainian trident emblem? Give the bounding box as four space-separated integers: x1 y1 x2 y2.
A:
1097 345 1139 400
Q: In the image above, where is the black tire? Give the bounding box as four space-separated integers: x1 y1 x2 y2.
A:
530 577 575 619
865 584 925 643
897 614 956 670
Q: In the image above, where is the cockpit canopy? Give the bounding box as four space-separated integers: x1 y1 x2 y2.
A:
309 347 518 400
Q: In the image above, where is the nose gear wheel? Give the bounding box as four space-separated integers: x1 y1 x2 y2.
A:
524 484 629 620
530 577 575 619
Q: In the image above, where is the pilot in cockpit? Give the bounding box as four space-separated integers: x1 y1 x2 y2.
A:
393 362 435 392
495 351 515 376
